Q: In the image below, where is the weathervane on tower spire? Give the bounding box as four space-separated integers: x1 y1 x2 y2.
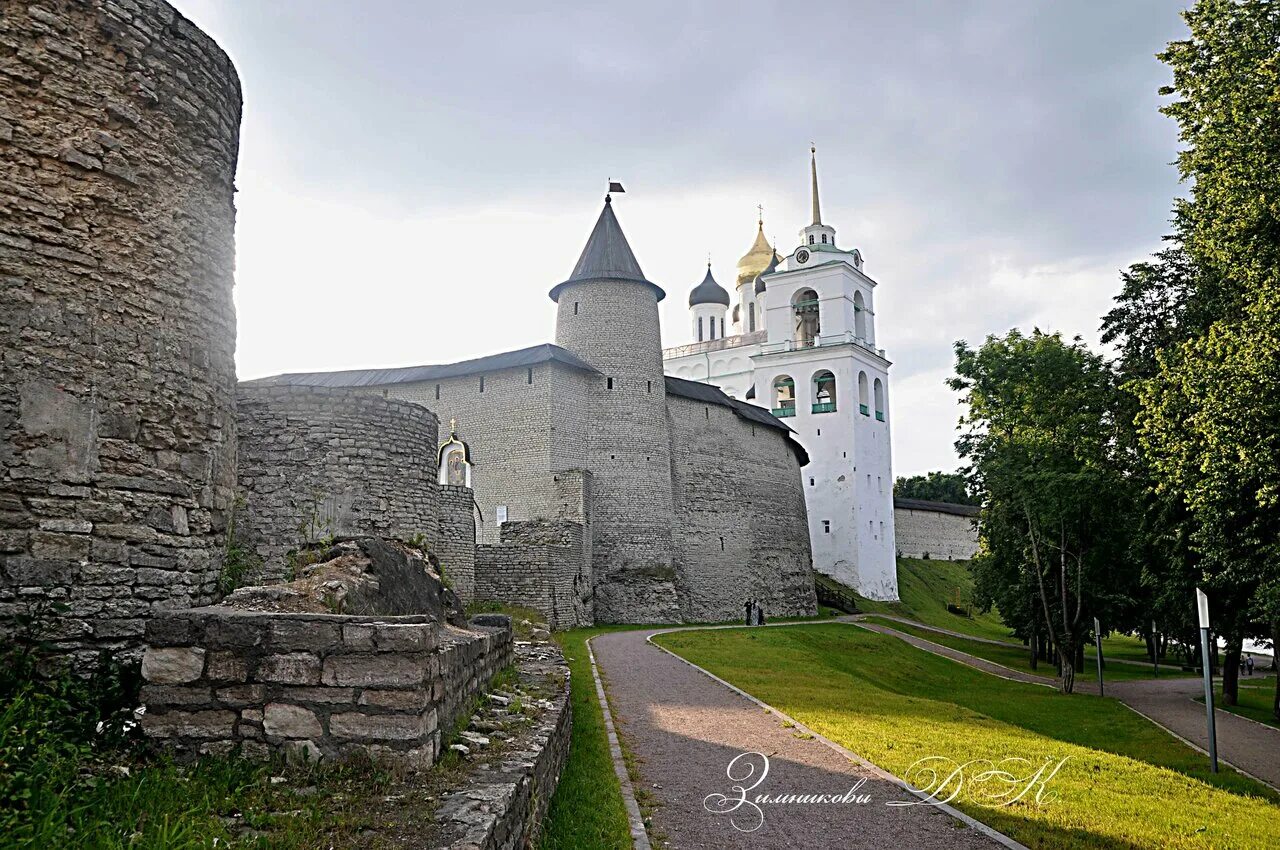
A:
606 178 625 204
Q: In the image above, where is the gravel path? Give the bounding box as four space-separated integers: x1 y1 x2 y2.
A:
590 628 1007 850
859 619 1280 791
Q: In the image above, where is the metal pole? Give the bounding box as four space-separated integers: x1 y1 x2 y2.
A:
1199 626 1219 772
1093 616 1104 698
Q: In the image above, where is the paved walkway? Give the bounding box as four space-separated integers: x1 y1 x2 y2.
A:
858 619 1280 790
1110 675 1280 790
590 629 1006 850
860 614 1169 669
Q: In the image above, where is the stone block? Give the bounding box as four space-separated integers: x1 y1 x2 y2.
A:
142 709 235 739
141 646 206 684
205 650 248 682
321 654 425 688
329 712 428 742
284 738 323 765
358 689 431 711
270 619 340 652
141 684 212 706
373 622 435 652
258 652 321 685
216 684 265 706
263 703 322 738
204 617 264 649
342 623 375 650
279 686 355 704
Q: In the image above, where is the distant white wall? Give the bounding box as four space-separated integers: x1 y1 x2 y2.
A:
893 506 979 561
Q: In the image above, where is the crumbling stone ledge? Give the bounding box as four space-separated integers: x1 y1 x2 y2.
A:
140 607 512 767
427 635 572 849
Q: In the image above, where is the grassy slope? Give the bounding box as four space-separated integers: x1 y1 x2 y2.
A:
855 558 1188 668
863 616 1197 682
849 558 1014 641
655 624 1279 850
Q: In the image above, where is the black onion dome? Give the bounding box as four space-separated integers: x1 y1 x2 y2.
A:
754 252 779 295
688 264 731 307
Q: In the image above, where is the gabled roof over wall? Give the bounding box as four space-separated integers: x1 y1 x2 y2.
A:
892 497 980 518
664 375 810 466
243 343 600 389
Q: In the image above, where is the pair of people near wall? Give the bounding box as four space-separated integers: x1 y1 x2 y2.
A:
744 599 766 627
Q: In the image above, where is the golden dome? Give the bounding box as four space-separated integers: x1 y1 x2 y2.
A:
736 218 775 288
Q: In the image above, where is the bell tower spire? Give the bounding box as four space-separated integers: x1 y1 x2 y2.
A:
810 144 822 226
797 145 837 254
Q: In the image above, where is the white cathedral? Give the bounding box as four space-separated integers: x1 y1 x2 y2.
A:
664 148 899 599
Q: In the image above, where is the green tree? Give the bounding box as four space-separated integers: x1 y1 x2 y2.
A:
893 471 976 506
950 330 1137 693
1160 0 1280 308
1127 0 1280 706
1138 292 1280 706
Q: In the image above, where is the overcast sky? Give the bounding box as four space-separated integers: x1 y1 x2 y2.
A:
178 1 1190 477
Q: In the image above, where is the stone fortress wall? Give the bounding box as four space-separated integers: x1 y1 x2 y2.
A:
436 484 477 602
667 394 817 621
234 386 440 582
893 498 980 561
375 362 593 544
0 0 242 662
476 520 592 629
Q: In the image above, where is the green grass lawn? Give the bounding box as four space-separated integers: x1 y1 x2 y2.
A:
1195 674 1280 729
863 616 1197 683
654 624 1279 850
849 558 1015 642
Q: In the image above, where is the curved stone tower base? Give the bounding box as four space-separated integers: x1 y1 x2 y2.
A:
0 0 242 663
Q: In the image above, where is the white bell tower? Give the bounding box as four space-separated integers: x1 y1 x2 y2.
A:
754 147 898 599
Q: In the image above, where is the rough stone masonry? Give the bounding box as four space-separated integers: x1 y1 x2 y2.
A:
0 0 242 663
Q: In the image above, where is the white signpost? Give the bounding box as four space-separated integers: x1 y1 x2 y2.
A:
1196 588 1219 773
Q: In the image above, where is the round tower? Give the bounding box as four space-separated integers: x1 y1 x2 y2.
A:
0 0 242 662
551 195 681 623
688 264 730 342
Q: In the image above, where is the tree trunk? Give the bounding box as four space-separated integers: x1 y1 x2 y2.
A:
1145 630 1157 664
1058 640 1076 694
1221 634 1242 707
1029 620 1038 671
1273 621 1279 722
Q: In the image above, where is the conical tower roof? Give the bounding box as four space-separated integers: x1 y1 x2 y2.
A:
688 264 731 307
550 197 665 302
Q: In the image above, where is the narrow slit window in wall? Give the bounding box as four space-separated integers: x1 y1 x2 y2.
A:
479 376 485 392
822 520 831 534
527 368 533 384
435 384 440 400
607 377 613 389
